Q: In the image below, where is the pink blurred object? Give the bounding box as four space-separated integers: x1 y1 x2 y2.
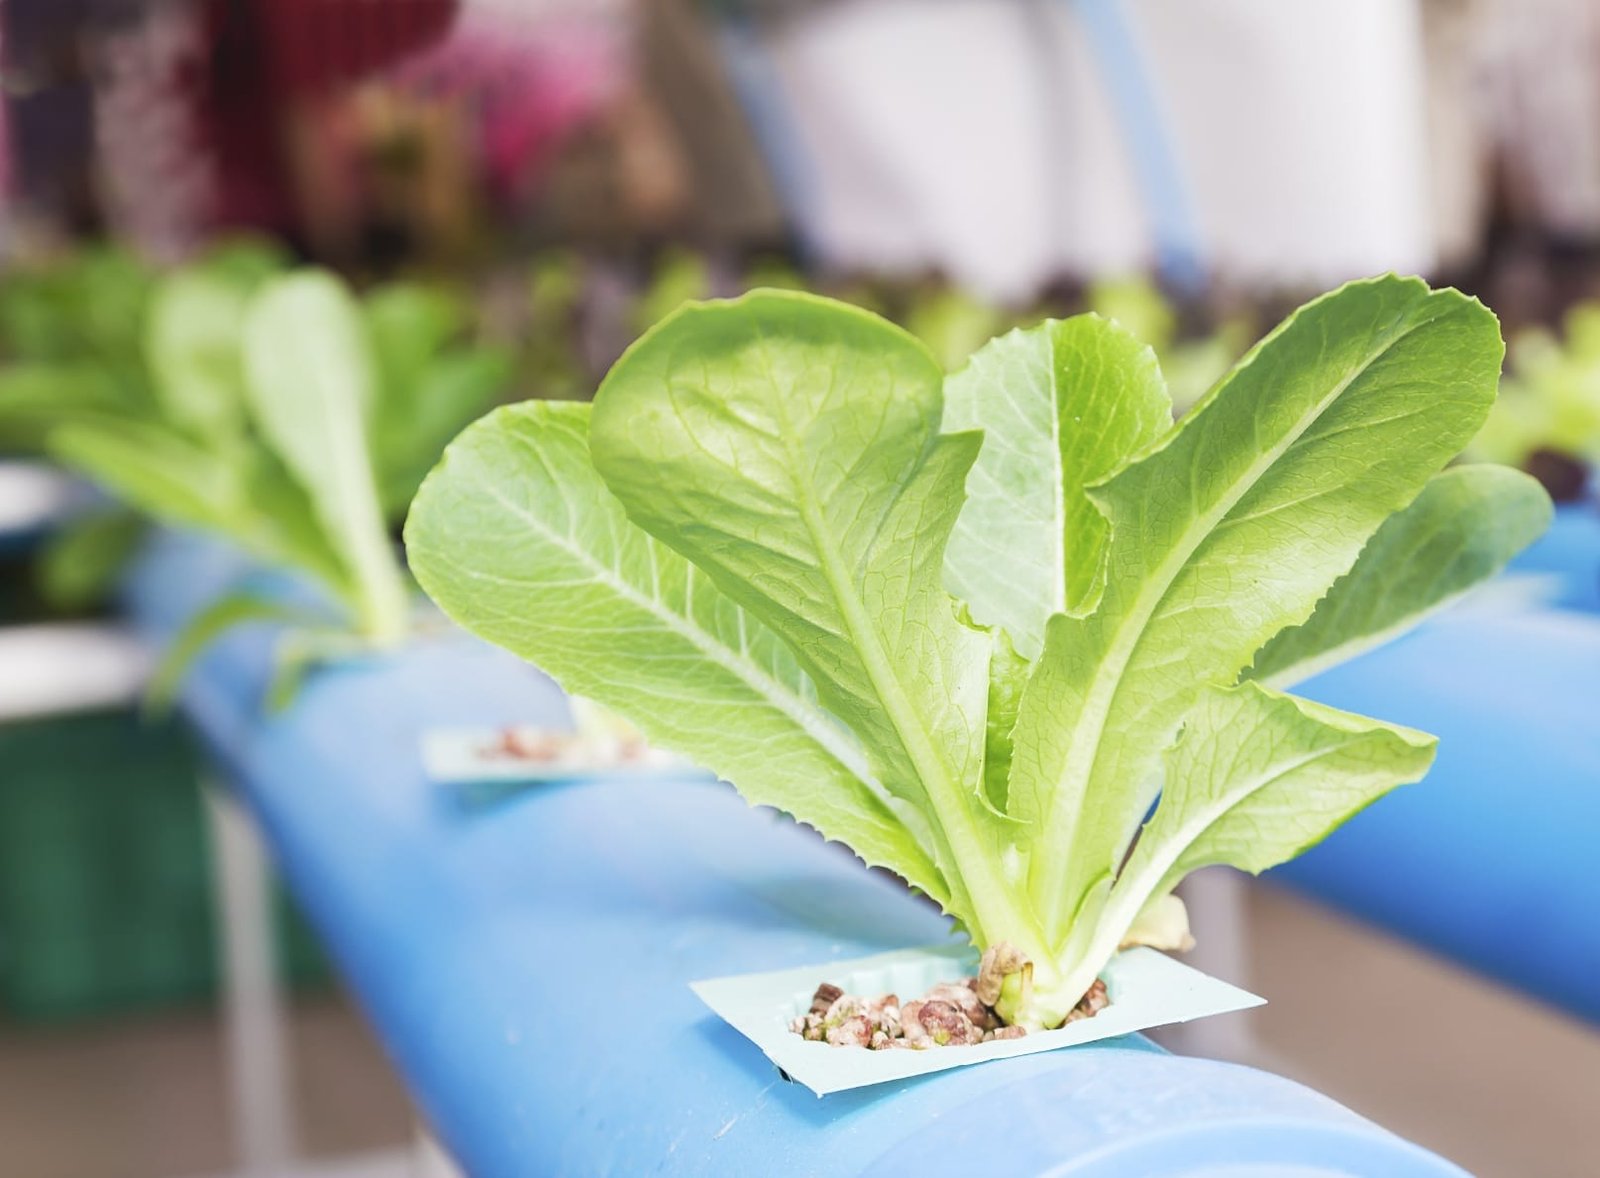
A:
398 11 629 198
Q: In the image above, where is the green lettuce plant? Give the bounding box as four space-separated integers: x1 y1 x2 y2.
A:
1471 303 1600 489
0 244 155 425
0 241 285 610
0 237 514 688
522 252 587 402
361 279 515 515
63 268 413 704
0 240 288 444
406 276 1549 1029
902 285 1012 374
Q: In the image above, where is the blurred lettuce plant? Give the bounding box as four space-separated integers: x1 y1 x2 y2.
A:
0 244 155 429
361 279 515 515
904 285 1012 373
0 240 286 610
522 251 587 402
0 254 509 707
1471 304 1600 497
632 247 714 336
1087 276 1253 415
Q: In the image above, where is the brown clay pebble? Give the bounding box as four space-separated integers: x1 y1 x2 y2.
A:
809 982 844 1017
825 1015 874 1047
794 972 1107 1049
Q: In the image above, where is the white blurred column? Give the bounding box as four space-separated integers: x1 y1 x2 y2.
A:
766 0 1061 302
1112 0 1436 286
754 0 1437 295
207 786 299 1177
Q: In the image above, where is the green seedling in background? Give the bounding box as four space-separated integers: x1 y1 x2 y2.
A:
0 244 155 415
904 285 1012 373
33 506 147 613
0 240 288 610
0 256 510 708
522 251 587 402
57 269 409 706
632 247 713 336
407 275 1549 1030
1087 274 1253 414
1472 302 1600 491
0 241 284 452
362 280 515 514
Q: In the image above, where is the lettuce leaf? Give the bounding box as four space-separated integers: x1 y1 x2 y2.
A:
1084 681 1438 984
147 270 253 445
1247 464 1553 688
242 272 408 643
944 314 1171 653
405 399 947 903
1007 279 1501 950
23 255 518 706
587 292 1031 948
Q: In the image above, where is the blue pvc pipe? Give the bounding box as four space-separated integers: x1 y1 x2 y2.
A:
120 534 1468 1176
1284 607 1600 1024
1509 504 1600 612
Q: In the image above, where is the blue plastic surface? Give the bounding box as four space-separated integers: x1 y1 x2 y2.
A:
1284 607 1600 1023
1509 504 1600 612
123 538 1466 1177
